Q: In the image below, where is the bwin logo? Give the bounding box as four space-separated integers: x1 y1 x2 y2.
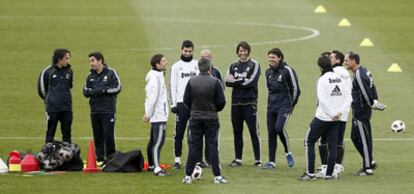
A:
329 78 342 83
181 72 197 78
234 72 247 78
331 85 342 96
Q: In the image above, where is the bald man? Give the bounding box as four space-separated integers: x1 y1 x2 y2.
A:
197 49 224 168
200 49 224 87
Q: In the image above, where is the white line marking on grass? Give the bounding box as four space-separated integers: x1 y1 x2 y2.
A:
1 137 413 141
130 17 320 52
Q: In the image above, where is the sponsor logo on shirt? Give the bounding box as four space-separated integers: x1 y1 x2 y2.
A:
181 72 197 78
329 78 342 83
331 85 342 96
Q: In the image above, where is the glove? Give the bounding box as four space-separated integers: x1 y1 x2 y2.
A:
371 100 386 111
94 87 106 95
171 107 178 114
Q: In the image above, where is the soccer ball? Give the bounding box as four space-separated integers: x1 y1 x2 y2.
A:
391 120 406 133
58 147 73 162
191 165 203 180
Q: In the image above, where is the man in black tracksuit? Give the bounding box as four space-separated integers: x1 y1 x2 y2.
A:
83 52 122 162
263 48 300 169
38 49 73 143
344 52 385 176
182 59 227 184
226 41 262 167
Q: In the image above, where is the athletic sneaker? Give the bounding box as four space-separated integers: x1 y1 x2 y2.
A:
148 166 154 172
154 169 170 177
372 161 378 170
354 169 373 176
286 153 295 167
214 176 228 184
173 162 181 169
332 164 344 178
262 162 276 169
315 165 327 179
253 161 262 167
324 175 333 180
229 160 242 167
182 175 192 184
299 173 316 181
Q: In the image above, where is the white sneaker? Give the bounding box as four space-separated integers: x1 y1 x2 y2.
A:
330 164 343 179
214 176 228 184
182 175 192 184
315 165 327 178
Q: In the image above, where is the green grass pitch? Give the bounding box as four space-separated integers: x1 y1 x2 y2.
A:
0 0 413 193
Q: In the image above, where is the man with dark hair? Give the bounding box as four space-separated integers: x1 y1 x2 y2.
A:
263 48 300 169
170 40 199 169
182 58 227 184
300 55 351 181
344 52 385 176
83 52 122 163
316 49 351 178
226 41 262 167
144 54 169 176
38 48 73 143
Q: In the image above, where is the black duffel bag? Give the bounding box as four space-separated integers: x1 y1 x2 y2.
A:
102 149 144 172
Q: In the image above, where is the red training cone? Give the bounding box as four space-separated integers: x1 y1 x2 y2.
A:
83 140 100 173
21 153 39 172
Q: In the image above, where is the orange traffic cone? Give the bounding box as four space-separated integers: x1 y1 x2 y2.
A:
83 140 100 173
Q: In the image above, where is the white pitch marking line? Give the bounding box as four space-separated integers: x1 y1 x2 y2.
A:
130 17 320 52
0 137 413 141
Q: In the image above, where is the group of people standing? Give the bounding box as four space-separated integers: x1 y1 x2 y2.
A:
37 40 385 184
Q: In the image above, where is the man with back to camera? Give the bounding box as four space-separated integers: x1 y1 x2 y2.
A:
38 48 73 144
263 48 300 169
143 54 170 176
83 52 122 164
300 55 351 181
344 51 385 176
316 50 352 178
170 40 199 169
225 41 262 167
182 58 227 184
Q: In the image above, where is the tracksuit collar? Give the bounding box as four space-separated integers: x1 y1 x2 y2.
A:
333 63 342 68
270 61 286 71
90 64 108 74
180 54 193 62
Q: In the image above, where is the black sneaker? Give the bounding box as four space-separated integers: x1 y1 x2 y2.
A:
354 169 373 176
229 160 242 167
173 162 181 169
299 173 316 181
372 161 378 170
154 169 170 176
253 161 262 167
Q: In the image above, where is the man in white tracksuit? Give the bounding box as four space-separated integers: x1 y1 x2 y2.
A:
300 55 352 181
144 54 170 176
316 50 352 178
170 40 199 169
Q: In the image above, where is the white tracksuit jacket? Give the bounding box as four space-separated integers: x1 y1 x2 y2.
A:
315 71 352 122
170 59 199 108
145 69 169 123
333 65 353 121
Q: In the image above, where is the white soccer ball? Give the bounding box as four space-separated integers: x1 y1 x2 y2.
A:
391 120 406 133
191 165 203 180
